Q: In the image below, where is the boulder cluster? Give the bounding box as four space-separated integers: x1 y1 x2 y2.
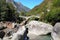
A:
0 21 60 40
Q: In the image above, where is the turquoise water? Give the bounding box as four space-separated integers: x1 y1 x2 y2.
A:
30 35 51 40
39 35 51 40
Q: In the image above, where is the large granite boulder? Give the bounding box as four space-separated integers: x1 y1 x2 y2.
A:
1 21 53 40
51 23 60 40
26 21 53 40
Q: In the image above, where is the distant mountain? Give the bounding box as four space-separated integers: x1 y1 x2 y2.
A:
26 0 53 16
6 0 30 13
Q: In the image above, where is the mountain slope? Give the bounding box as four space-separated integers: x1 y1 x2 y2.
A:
14 2 30 12
6 0 30 13
26 0 60 25
26 0 53 16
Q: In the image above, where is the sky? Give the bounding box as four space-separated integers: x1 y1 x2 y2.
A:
14 0 44 9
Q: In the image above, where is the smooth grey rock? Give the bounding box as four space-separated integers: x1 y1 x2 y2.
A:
11 26 26 40
0 38 2 40
51 23 60 40
26 21 53 39
3 37 12 40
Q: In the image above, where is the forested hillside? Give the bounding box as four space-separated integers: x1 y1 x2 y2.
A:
26 0 52 16
26 0 60 25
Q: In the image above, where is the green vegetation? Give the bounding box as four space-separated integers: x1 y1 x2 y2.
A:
5 3 19 22
0 0 29 23
0 0 60 25
53 0 60 7
26 0 60 25
44 0 60 25
0 0 7 21
0 0 19 22
26 0 52 16
20 11 26 16
28 17 39 21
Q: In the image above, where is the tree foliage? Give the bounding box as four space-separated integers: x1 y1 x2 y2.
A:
40 0 60 25
0 0 19 22
44 8 60 25
0 0 7 21
53 0 60 7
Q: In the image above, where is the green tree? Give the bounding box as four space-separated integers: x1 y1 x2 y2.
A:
0 0 19 22
5 3 19 22
53 0 60 7
44 8 60 25
0 0 7 21
20 11 26 16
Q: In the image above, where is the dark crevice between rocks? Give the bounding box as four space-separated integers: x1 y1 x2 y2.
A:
0 31 5 39
0 26 7 30
19 28 29 40
40 33 51 36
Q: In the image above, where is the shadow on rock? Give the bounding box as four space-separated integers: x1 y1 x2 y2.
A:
0 31 5 39
19 28 29 40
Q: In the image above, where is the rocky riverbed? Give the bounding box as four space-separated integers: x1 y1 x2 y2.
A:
0 20 60 40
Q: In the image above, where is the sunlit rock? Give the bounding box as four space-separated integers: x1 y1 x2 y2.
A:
3 37 12 40
51 23 60 40
26 21 53 39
